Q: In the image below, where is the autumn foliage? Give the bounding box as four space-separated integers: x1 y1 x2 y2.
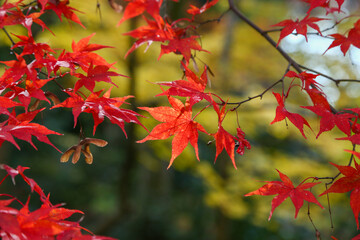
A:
1 0 360 239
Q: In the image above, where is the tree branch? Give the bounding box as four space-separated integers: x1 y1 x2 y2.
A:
228 0 302 73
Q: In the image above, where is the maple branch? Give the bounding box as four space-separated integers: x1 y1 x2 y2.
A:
2 28 16 46
315 144 356 184
307 178 321 239
324 183 334 230
227 64 291 110
196 8 231 27
299 64 360 86
228 0 302 73
227 0 342 116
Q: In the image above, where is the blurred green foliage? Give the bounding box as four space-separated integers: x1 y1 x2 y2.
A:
1 0 360 239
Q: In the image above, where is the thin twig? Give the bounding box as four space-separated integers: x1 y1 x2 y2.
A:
2 28 16 46
299 64 360 86
228 64 291 110
197 8 231 27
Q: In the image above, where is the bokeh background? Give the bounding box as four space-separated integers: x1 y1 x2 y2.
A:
1 0 360 239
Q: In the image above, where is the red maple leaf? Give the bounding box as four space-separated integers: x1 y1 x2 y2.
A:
273 16 326 46
2 7 51 36
12 34 56 61
0 96 22 116
187 0 219 17
0 1 20 28
45 0 85 28
304 88 330 109
325 20 360 56
0 109 62 151
156 64 211 106
74 64 126 92
285 70 321 90
245 170 323 220
211 100 239 168
234 127 251 155
52 88 145 136
319 150 360 229
301 0 344 14
124 15 208 64
271 91 311 138
1 165 47 201
63 33 114 72
117 0 163 25
303 106 353 137
0 54 38 81
137 97 207 168
160 36 210 64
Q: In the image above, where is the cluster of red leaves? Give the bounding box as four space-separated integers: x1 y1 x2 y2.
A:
0 164 115 240
0 1 147 238
119 0 217 65
249 65 360 231
117 0 251 168
273 0 360 58
137 65 250 168
0 0 143 151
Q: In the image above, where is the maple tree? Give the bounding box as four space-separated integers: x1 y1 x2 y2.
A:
1 0 360 239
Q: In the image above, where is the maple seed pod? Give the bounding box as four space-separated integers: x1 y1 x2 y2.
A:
82 144 93 164
29 99 41 112
108 0 124 13
60 147 76 163
45 92 60 105
85 138 108 147
71 145 82 164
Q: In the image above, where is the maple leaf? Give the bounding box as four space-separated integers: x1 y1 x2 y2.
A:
303 106 353 137
273 16 326 46
156 64 211 106
325 20 360 56
319 150 360 229
301 0 344 14
0 1 18 29
304 88 330 109
159 36 210 64
337 134 360 145
52 88 145 136
0 109 62 151
117 0 163 26
271 91 311 138
0 198 21 238
2 7 52 36
17 202 83 237
234 127 251 155
62 33 114 72
0 165 47 201
0 96 22 116
211 100 239 168
74 64 126 92
187 0 219 17
12 34 56 61
285 70 321 90
245 170 323 220
0 54 38 82
45 0 85 28
124 15 208 64
137 96 207 168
